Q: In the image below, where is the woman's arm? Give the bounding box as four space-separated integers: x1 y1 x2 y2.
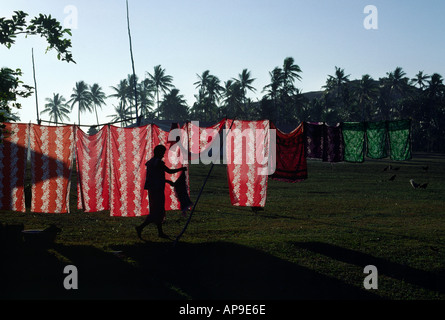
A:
163 164 187 174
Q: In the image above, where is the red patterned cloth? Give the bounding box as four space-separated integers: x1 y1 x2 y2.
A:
0 123 29 212
76 126 110 212
270 122 307 183
186 120 224 162
151 124 189 211
225 119 270 207
109 125 152 217
30 124 75 213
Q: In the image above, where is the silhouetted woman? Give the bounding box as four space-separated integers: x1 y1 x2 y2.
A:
135 145 186 240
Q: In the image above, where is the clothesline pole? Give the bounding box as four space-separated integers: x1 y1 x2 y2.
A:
31 48 41 125
126 0 139 126
173 118 234 247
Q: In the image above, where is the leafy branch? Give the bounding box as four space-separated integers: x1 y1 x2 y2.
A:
0 10 75 63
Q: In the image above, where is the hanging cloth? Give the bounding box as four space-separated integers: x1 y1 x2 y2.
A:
387 119 412 161
342 122 365 163
109 125 151 217
225 119 270 207
366 121 388 159
29 124 75 213
270 122 307 183
322 123 344 163
186 119 225 163
0 123 29 212
151 123 190 211
304 122 324 159
75 125 110 212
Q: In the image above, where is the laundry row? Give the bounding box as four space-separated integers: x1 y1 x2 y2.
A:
0 119 411 215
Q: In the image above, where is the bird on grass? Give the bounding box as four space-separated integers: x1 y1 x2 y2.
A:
389 174 396 181
410 179 428 189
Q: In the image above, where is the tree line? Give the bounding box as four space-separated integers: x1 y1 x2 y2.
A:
41 58 445 153
2 11 444 153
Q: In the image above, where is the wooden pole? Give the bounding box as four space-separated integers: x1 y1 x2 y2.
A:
32 48 41 125
126 0 139 126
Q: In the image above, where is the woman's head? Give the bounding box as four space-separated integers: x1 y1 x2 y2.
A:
154 145 167 158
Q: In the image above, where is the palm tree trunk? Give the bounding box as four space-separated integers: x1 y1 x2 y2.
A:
95 105 99 125
157 89 160 118
78 102 81 125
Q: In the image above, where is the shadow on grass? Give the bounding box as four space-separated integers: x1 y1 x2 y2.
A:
1 239 382 300
116 241 380 300
292 242 445 295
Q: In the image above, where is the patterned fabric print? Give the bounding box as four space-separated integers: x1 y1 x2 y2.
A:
30 124 74 213
270 122 307 183
304 122 324 159
322 123 344 163
342 122 366 163
109 125 152 217
225 120 269 207
152 124 189 211
0 123 29 212
186 120 224 163
387 119 412 161
76 126 110 212
366 121 388 159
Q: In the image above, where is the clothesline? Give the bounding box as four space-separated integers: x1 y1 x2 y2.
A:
0 119 412 215
38 115 142 127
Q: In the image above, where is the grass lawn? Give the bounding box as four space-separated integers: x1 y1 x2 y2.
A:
1 152 444 300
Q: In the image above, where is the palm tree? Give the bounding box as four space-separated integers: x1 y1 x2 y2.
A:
41 93 70 125
282 57 302 95
222 80 243 119
385 66 410 118
234 68 256 99
355 74 379 120
323 66 351 120
262 67 283 122
146 65 174 117
232 69 256 118
126 73 139 119
158 88 189 121
194 70 213 96
411 71 430 90
68 81 92 125
138 78 155 118
193 70 223 121
263 67 283 101
387 67 409 97
109 79 130 111
107 101 132 127
89 83 106 125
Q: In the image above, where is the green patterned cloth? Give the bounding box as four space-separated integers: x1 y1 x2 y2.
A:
342 122 365 162
366 121 388 159
387 119 412 161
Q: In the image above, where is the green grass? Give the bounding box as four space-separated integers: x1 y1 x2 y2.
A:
1 153 444 300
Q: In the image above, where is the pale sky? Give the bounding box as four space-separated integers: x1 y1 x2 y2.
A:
2 0 444 126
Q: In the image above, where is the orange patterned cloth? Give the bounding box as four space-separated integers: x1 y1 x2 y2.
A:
30 124 75 213
109 125 152 217
0 123 29 212
76 125 110 212
225 119 270 207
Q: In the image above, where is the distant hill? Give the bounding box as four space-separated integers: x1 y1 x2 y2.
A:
302 90 324 100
